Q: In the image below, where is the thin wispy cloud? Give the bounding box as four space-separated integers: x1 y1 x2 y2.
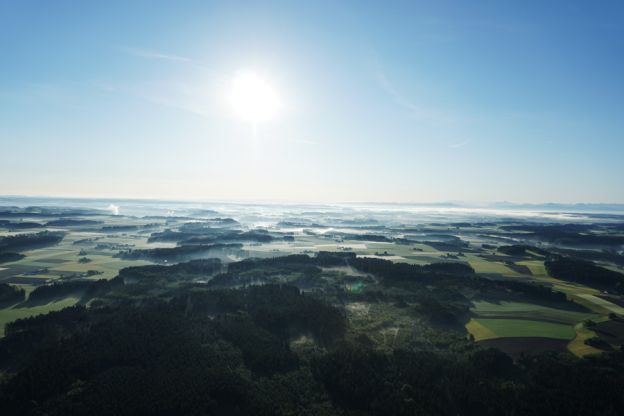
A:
371 58 462 126
119 46 192 63
93 78 217 117
118 46 216 73
132 80 217 116
292 138 319 145
376 70 433 119
449 139 470 149
103 47 225 116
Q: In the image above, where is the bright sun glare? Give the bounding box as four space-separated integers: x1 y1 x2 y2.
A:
229 71 280 123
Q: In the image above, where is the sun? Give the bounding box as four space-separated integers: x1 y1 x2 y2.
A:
228 70 280 123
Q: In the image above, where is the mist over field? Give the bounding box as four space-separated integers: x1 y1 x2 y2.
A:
1 196 624 414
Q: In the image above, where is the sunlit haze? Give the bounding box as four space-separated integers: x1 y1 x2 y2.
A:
229 70 281 123
1 1 623 203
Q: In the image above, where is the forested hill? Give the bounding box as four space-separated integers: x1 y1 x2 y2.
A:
0 252 623 415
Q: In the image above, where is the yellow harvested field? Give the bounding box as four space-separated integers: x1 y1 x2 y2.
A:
568 322 602 357
465 318 497 341
575 294 624 315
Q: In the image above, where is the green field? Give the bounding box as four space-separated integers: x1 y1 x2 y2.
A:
0 297 80 337
515 260 548 277
465 254 518 275
575 294 624 315
471 300 597 324
467 318 575 341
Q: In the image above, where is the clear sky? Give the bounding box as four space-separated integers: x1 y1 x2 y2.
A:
1 1 623 203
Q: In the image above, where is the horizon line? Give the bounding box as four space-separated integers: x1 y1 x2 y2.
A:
1 194 624 209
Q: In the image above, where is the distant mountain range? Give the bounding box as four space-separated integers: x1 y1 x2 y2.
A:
1 196 623 214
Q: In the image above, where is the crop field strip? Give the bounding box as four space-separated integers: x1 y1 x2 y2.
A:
0 296 80 337
470 300 597 324
470 318 575 341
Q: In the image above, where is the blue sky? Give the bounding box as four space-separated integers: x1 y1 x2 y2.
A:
1 1 623 203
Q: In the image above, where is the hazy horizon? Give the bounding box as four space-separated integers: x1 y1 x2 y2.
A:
2 193 624 209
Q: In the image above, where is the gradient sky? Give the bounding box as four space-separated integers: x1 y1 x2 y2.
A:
1 1 623 203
